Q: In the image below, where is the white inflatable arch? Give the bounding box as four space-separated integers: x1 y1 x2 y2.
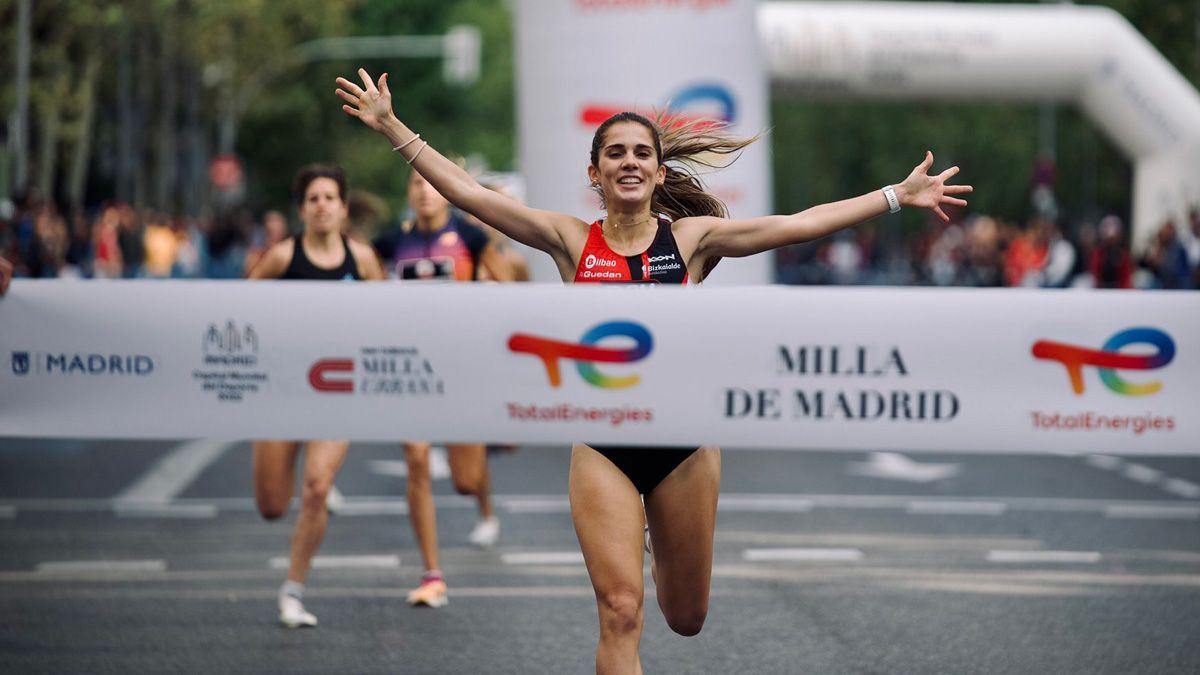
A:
759 1 1200 253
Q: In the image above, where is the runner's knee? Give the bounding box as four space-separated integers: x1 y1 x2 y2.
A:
255 492 288 520
598 588 643 636
406 454 431 481
451 471 481 495
300 476 332 510
253 478 290 514
662 603 708 637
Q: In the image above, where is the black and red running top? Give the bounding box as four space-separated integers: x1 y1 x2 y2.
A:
573 217 689 284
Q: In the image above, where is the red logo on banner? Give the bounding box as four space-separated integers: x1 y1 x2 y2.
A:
309 359 354 393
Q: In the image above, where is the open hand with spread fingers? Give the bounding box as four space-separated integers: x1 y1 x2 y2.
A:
335 68 396 133
895 151 973 222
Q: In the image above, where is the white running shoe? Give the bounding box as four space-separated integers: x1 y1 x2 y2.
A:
325 485 345 514
279 594 318 628
468 516 500 548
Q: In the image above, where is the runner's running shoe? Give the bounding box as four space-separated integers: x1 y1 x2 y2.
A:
325 485 345 514
468 516 500 548
407 573 448 608
279 594 318 628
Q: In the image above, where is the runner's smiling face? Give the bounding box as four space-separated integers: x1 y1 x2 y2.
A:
588 121 665 211
299 177 347 236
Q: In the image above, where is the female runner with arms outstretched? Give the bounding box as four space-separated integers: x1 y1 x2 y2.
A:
336 68 971 673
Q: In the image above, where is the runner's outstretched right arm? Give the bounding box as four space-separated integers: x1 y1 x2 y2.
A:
336 68 581 268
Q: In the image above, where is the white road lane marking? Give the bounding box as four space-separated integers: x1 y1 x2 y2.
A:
718 530 1038 550
369 448 450 480
742 548 864 562
502 497 571 513
115 503 217 518
269 555 400 570
114 440 235 505
0 583 608 599
36 560 167 574
906 501 1008 515
847 452 960 483
1123 463 1164 484
326 499 408 516
1085 455 1123 471
1104 504 1200 520
1081 455 1200 501
986 550 1101 564
5 493 1199 519
719 496 813 512
501 551 585 565
1162 478 1200 499
368 460 408 477
895 578 1103 596
7 570 1198 602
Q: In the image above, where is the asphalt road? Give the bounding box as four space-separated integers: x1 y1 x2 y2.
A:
1 439 1198 674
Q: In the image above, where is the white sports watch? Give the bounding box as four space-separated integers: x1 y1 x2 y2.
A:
882 185 901 213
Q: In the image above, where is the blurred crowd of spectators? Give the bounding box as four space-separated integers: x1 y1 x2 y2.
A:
3 189 1199 289
776 208 1200 290
0 191 358 282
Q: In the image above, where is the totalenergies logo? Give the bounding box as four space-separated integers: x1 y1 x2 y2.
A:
508 321 653 388
1032 327 1175 396
580 83 736 129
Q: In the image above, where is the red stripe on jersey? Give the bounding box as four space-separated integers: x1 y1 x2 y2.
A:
573 219 689 285
574 221 634 283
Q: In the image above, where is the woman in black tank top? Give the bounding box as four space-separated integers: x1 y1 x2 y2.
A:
282 232 361 280
340 69 971 670
246 164 384 628
250 165 383 283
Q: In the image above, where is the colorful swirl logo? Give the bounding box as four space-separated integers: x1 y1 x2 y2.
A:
579 82 736 128
669 83 736 123
508 321 653 389
1032 327 1175 396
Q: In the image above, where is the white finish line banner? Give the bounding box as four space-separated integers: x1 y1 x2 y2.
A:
1 281 1197 454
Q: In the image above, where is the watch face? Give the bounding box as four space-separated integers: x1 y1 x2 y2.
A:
396 256 455 281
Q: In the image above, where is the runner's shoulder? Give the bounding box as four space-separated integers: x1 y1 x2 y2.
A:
249 238 295 279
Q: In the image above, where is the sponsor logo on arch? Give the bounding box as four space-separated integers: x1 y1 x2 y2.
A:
579 82 738 129
574 0 732 14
